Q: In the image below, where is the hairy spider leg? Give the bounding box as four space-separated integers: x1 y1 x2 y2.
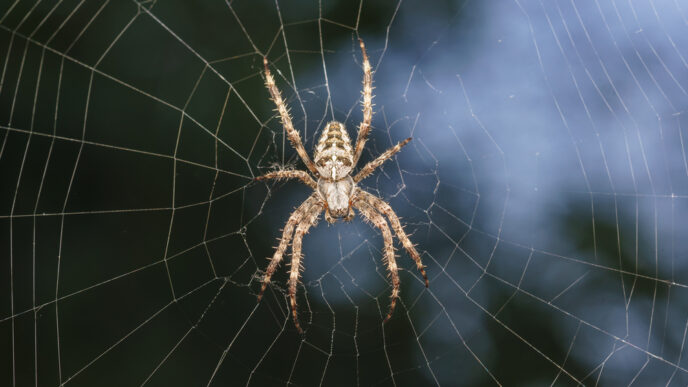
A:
263 57 319 176
257 194 319 301
354 195 400 323
353 39 374 166
360 191 429 287
289 202 323 332
255 169 317 189
354 137 412 183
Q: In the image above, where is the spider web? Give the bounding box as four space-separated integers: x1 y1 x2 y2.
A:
1 0 688 385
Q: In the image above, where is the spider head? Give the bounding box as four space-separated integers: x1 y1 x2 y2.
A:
314 121 354 181
318 177 354 223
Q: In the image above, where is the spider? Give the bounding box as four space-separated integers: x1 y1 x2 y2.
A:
256 39 428 333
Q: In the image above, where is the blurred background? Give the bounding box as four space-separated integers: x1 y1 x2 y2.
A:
1 0 688 385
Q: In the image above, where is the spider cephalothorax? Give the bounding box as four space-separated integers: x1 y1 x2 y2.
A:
256 39 428 333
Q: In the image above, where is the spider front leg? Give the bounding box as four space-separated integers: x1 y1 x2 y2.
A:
257 194 319 301
354 199 400 323
255 169 317 189
360 191 429 287
354 137 412 183
289 203 323 333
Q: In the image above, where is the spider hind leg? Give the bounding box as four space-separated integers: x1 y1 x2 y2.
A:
353 38 374 166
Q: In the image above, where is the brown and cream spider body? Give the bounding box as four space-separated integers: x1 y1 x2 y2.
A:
314 121 355 221
256 40 428 333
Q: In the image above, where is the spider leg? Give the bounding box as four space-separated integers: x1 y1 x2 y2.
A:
289 202 323 333
354 137 412 183
255 169 317 189
263 58 319 176
353 38 374 166
359 191 429 288
354 198 400 323
257 194 319 301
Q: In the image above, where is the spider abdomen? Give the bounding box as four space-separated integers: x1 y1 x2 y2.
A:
314 122 354 180
317 176 354 220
